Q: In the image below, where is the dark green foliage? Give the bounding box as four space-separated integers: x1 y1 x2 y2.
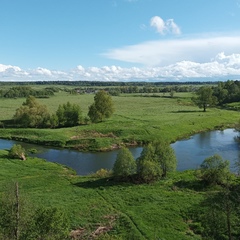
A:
33 207 70 240
3 86 54 98
137 143 157 180
13 96 50 128
0 183 70 240
138 160 162 183
13 96 83 128
8 144 26 160
0 183 33 240
56 101 83 127
199 154 230 186
192 86 217 112
192 184 240 240
88 90 114 123
154 140 177 177
113 147 136 179
213 80 240 105
137 141 176 182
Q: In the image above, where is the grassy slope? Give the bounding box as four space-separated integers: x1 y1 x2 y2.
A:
0 150 203 239
0 92 239 150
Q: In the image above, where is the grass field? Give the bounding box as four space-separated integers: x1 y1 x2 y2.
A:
0 91 239 150
0 149 204 239
0 87 239 238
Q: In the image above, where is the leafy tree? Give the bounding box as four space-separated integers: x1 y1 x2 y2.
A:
113 147 136 179
8 144 26 161
0 183 70 240
137 144 162 182
192 184 240 240
49 114 59 128
137 141 176 182
0 182 34 240
199 154 230 185
138 160 162 183
13 96 50 128
170 90 175 98
88 90 114 123
56 102 82 127
154 141 177 178
192 86 217 112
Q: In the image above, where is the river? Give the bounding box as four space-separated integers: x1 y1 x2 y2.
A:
0 128 239 175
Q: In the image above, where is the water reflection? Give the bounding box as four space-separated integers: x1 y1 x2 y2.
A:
171 128 240 172
0 128 239 175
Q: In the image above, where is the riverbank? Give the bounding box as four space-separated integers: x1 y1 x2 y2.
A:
0 149 205 239
0 92 239 151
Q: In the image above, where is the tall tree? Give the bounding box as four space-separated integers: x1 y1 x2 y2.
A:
56 102 82 127
199 154 230 186
154 141 177 178
13 96 50 128
113 147 136 179
88 90 114 123
136 141 176 182
192 86 217 112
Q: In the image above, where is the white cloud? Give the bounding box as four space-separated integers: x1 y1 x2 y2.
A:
150 16 166 35
166 19 181 35
103 35 240 66
35 67 52 76
0 64 22 72
1 52 240 82
150 16 181 35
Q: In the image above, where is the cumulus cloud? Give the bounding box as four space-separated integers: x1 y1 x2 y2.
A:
1 52 240 82
150 16 181 35
103 35 240 66
0 64 22 72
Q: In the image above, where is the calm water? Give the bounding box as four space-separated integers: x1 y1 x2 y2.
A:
0 128 239 175
171 128 240 171
0 139 142 175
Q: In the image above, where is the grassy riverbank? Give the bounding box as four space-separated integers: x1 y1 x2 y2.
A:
0 92 239 151
0 149 205 239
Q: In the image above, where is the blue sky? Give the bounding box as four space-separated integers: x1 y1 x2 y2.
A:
1 0 240 81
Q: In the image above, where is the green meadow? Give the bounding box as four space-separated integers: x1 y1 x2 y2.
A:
0 91 239 150
0 88 239 238
0 149 204 239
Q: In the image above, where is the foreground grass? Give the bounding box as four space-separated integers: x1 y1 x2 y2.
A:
0 150 203 239
0 92 239 150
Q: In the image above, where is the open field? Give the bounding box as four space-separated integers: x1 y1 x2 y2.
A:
0 91 239 150
0 86 239 238
0 149 204 239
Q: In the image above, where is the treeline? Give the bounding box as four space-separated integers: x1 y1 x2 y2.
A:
0 86 58 98
213 80 240 104
0 80 218 87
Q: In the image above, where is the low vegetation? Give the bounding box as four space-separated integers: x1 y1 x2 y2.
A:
0 81 240 239
0 83 239 150
1 148 240 239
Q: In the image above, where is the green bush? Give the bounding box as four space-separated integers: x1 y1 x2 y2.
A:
8 144 26 160
199 154 230 185
113 148 136 179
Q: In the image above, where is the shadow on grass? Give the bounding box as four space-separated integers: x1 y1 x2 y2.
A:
171 110 203 113
174 179 206 191
74 177 137 189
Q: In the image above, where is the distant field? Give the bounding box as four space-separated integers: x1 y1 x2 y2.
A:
0 91 239 150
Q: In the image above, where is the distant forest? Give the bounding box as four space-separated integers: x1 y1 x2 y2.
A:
0 80 218 87
1 80 240 106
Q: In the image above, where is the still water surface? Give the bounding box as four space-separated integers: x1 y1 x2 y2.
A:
0 128 239 175
172 128 240 171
